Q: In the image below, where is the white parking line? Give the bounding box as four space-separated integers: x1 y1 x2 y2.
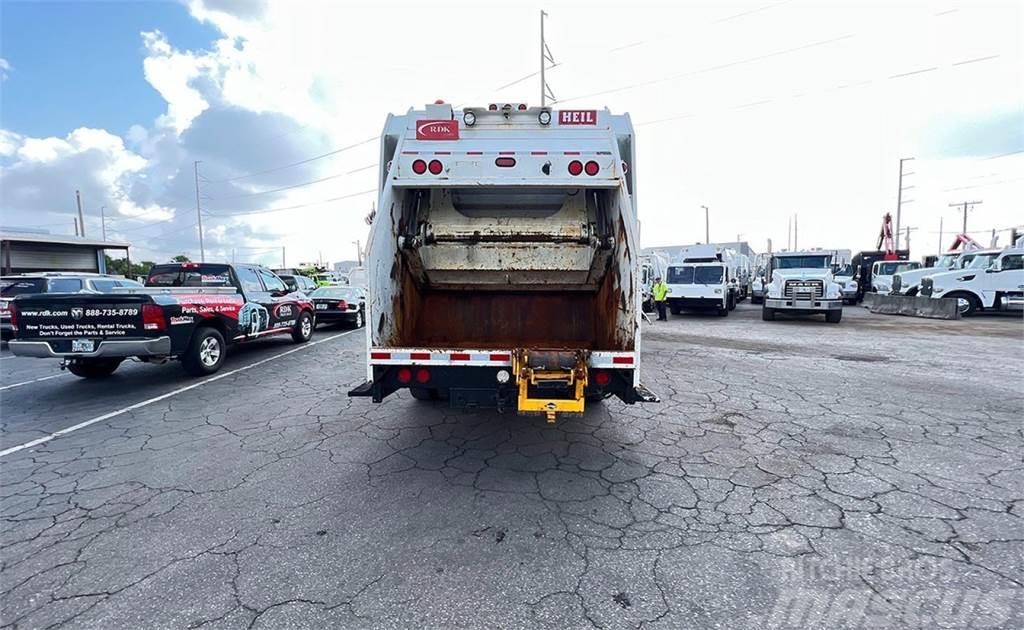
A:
0 373 68 391
0 329 359 458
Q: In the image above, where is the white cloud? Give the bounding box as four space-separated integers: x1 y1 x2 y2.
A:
3 0 1021 265
0 57 10 81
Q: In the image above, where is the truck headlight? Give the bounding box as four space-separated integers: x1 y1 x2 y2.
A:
714 288 722 294
538 110 552 125
463 111 477 126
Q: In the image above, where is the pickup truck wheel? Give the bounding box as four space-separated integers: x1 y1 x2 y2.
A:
718 305 729 317
292 311 314 343
727 293 736 311
826 310 842 324
669 303 681 315
183 328 226 376
762 307 775 321
67 358 122 379
352 308 365 329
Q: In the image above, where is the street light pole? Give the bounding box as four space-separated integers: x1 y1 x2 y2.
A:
100 206 107 241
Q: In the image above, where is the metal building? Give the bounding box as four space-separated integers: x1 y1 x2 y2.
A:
0 233 131 275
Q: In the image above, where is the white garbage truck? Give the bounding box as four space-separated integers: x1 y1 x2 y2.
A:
664 244 741 316
348 101 658 421
762 250 843 323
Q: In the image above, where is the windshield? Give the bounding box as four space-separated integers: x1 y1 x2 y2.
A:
312 287 360 299
694 266 724 284
147 264 233 287
667 266 694 284
773 255 830 270
91 279 143 292
966 253 998 269
833 264 854 276
1 278 46 296
876 262 920 275
934 254 959 268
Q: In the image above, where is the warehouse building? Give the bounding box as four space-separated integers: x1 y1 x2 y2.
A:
0 232 131 275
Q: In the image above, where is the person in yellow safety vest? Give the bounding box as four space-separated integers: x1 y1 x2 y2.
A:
652 276 669 321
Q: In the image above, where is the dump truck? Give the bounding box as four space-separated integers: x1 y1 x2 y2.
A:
348 101 658 421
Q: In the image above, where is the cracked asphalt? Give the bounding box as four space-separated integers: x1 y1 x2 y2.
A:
0 306 1021 629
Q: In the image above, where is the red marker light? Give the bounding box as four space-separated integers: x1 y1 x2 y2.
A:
488 103 498 111
415 368 431 383
517 103 527 110
412 159 427 174
585 161 599 176
428 159 443 175
495 157 516 168
397 367 412 383
568 160 583 176
593 370 611 386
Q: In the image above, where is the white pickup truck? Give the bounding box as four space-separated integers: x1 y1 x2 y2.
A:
762 251 843 323
922 248 1024 316
348 101 658 422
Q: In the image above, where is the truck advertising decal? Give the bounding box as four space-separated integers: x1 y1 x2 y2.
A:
558 110 598 125
18 306 142 338
415 120 459 140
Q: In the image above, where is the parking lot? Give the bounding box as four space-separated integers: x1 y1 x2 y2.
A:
1 306 1021 629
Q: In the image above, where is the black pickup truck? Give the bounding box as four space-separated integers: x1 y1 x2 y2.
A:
8 263 315 378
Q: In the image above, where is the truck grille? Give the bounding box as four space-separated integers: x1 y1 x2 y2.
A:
784 279 824 299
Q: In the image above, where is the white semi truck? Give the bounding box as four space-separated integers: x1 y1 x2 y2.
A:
922 248 1023 316
664 244 741 317
762 250 843 323
348 101 658 421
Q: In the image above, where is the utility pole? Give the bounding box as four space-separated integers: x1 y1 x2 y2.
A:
281 246 286 268
353 240 363 266
701 205 709 243
949 200 982 234
540 10 556 107
100 205 107 241
895 157 914 249
794 214 798 250
904 226 918 252
75 190 86 237
194 161 205 262
787 216 792 250
74 218 80 237
938 216 943 255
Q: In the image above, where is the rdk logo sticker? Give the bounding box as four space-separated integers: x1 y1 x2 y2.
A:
70 308 84 320
274 304 294 318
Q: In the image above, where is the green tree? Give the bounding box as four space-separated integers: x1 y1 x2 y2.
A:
104 256 156 278
171 254 191 263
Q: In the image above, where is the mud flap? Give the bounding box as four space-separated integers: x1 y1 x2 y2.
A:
633 383 660 403
348 380 374 397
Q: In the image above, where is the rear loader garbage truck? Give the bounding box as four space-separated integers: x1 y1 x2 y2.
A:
348 101 659 422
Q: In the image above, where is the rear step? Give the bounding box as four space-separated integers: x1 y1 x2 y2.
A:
512 348 588 423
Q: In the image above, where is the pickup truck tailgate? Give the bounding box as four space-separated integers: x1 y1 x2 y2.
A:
14 294 150 353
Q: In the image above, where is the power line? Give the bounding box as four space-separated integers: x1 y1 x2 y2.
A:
201 135 379 184
554 33 855 104
203 188 376 217
203 163 377 201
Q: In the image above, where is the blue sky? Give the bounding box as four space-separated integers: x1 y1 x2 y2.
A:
1 0 220 137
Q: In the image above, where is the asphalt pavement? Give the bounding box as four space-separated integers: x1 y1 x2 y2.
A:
0 306 1021 629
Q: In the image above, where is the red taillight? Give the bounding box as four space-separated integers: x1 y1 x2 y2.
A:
7 304 17 329
517 103 527 110
584 161 599 176
412 159 427 174
568 160 583 176
337 300 348 310
428 159 443 175
593 370 611 386
397 367 412 383
415 368 431 383
142 304 166 331
495 157 516 168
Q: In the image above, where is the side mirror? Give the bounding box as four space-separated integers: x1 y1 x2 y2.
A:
985 267 998 273
271 289 289 297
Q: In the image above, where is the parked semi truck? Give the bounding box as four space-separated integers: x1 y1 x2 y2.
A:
348 101 658 421
921 247 1023 316
762 250 843 323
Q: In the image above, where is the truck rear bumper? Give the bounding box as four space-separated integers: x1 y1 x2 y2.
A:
669 297 724 309
9 336 172 359
765 298 841 313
